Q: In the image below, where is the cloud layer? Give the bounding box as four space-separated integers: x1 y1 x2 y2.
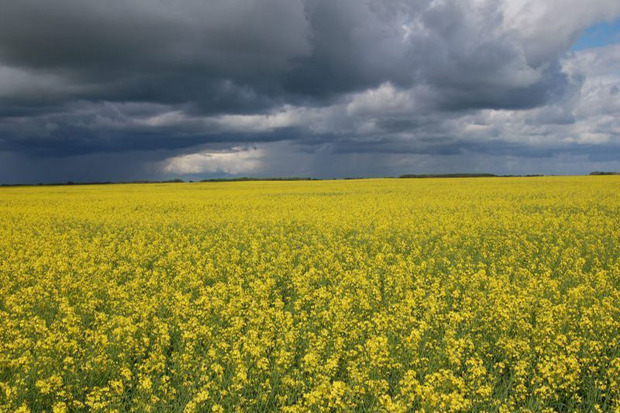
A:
1 0 619 182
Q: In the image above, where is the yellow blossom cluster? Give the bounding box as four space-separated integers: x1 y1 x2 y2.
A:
0 176 619 411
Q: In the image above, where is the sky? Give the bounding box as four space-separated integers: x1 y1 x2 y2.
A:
0 0 619 183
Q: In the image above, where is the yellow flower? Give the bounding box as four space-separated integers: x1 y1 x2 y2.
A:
0 176 618 411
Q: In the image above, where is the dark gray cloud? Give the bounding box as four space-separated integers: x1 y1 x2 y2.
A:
1 0 620 182
0 0 579 108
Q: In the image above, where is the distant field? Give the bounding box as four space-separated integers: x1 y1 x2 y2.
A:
1 177 619 412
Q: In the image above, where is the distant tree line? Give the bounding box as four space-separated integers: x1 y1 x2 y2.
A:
399 173 498 178
200 177 314 182
4 173 619 187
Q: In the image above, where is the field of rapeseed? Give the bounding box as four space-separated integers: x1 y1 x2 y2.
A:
0 177 619 412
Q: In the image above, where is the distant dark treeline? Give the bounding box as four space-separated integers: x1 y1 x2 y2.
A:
0 179 186 187
399 173 499 178
399 173 550 179
0 177 315 187
2 173 617 187
200 177 314 182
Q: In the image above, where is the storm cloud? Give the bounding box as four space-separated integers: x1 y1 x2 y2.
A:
0 0 619 182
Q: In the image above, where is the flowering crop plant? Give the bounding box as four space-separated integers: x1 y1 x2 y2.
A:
0 176 619 412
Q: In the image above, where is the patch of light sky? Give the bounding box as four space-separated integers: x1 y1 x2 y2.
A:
572 16 620 50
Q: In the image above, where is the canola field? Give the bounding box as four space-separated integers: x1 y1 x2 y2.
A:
0 177 619 412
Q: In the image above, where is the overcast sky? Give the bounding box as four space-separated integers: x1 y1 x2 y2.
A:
1 0 619 183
